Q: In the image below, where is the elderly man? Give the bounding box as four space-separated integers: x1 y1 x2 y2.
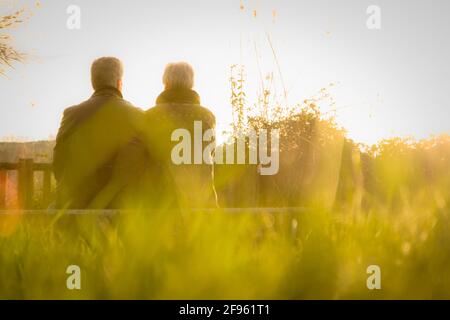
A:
53 57 143 209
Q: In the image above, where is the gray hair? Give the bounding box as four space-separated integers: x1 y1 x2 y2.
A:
163 62 194 90
91 57 123 91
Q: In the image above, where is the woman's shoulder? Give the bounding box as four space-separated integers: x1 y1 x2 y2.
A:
196 105 216 127
146 104 215 123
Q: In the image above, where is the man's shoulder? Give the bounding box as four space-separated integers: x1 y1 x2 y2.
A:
117 98 143 112
63 96 142 118
116 99 144 121
98 95 143 115
63 100 89 118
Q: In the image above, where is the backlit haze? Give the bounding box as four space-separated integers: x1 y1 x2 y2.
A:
1 0 449 145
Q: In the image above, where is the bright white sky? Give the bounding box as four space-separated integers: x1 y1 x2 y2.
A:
1 0 449 145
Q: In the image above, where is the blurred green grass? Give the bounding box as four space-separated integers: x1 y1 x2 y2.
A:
1 203 449 300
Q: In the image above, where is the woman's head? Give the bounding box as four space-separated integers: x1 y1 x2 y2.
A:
163 62 194 90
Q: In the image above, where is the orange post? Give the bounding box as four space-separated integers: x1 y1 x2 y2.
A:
0 170 6 209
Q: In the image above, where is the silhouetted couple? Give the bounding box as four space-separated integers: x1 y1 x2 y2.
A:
53 57 217 210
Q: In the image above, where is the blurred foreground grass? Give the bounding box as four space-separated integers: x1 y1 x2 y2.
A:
1 203 449 300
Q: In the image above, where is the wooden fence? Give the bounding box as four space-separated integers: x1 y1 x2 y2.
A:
0 160 310 213
0 159 53 210
0 160 265 210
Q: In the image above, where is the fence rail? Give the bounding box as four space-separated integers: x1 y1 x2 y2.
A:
0 207 310 216
0 160 310 214
0 159 53 209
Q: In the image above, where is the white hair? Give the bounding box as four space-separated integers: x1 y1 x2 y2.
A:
163 62 194 90
91 57 123 91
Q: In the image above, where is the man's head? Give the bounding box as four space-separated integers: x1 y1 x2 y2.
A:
91 57 124 92
163 62 194 90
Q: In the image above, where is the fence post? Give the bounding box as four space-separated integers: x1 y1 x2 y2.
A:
43 168 52 207
0 170 6 209
18 158 34 209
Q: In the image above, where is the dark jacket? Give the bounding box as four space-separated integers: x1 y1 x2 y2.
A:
144 88 218 209
53 87 143 209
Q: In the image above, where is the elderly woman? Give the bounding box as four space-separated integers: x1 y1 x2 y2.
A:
143 62 218 209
